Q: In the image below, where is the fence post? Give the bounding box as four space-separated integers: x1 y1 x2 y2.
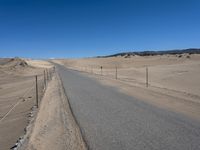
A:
53 66 55 73
35 75 39 108
49 69 51 80
101 66 103 76
44 70 46 89
46 69 49 81
115 67 118 79
146 67 148 87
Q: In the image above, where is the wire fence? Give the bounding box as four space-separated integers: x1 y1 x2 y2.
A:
67 65 200 100
0 66 56 123
71 66 149 87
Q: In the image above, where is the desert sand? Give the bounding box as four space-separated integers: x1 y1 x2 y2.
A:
26 59 53 68
53 54 200 121
19 73 86 150
0 58 48 150
1 54 200 149
0 58 86 150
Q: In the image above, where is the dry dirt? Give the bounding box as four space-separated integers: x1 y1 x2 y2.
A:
19 73 86 150
53 54 200 121
0 58 86 150
0 58 48 150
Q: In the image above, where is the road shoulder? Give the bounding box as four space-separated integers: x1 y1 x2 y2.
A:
19 73 87 150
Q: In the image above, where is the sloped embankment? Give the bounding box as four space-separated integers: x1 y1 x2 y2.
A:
19 73 87 150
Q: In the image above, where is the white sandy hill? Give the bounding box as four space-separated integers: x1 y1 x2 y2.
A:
26 59 53 68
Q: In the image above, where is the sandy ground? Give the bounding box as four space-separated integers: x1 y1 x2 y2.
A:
53 54 200 121
0 58 49 150
0 58 86 150
26 59 53 68
19 73 86 150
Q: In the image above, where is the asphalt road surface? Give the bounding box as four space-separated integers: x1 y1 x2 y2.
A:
56 64 200 150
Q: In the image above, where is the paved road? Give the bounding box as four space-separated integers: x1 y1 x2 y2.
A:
56 64 200 150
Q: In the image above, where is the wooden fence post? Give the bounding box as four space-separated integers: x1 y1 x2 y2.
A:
35 75 39 108
44 70 46 89
49 69 51 80
115 67 118 79
46 69 49 81
146 67 148 87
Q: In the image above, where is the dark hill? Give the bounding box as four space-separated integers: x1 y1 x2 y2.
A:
98 48 200 58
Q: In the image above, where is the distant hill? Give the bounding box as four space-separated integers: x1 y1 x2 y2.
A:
98 48 200 58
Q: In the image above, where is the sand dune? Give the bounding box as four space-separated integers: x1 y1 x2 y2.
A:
26 59 53 68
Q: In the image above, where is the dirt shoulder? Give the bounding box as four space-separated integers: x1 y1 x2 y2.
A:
19 73 87 150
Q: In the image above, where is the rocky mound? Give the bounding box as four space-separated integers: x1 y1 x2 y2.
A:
2 57 28 68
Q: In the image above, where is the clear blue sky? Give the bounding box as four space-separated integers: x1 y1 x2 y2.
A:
0 0 200 58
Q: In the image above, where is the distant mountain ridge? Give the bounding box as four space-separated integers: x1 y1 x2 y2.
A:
98 48 200 58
